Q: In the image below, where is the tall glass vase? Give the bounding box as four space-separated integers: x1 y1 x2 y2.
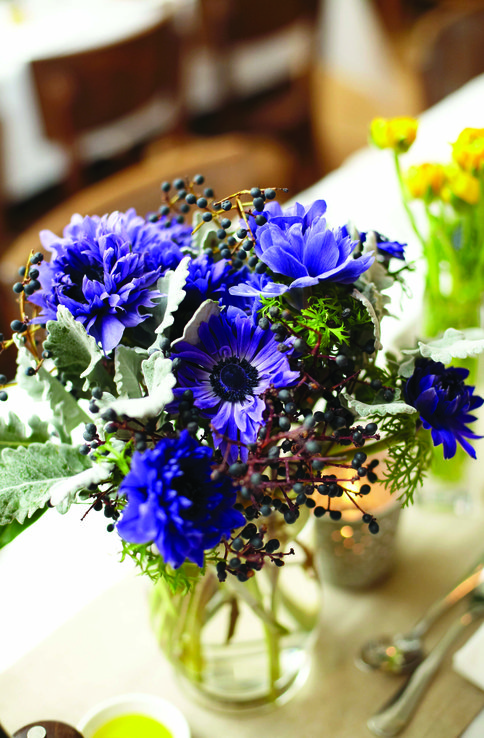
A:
150 520 321 710
420 284 483 513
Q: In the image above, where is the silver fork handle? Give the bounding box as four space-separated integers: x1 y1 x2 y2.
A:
367 609 483 737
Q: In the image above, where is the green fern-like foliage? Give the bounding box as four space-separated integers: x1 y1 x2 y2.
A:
379 414 433 506
260 287 372 352
120 540 203 594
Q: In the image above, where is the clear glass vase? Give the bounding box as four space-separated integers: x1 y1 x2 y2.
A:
419 290 483 514
150 521 321 711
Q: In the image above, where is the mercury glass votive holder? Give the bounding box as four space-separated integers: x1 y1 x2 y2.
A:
314 477 402 589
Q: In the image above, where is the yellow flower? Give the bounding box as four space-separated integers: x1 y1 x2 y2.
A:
442 168 480 206
370 117 418 153
406 163 447 200
452 128 484 174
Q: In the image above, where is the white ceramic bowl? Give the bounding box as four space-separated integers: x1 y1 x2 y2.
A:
77 693 191 738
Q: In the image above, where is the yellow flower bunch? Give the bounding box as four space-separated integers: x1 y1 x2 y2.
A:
452 128 484 174
370 117 418 153
442 167 480 207
406 163 447 201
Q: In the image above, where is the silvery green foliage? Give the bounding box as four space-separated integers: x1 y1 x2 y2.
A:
15 343 44 401
351 288 383 351
341 390 417 417
360 231 395 293
400 328 484 377
100 354 176 420
44 306 113 392
0 412 50 449
114 345 148 399
49 447 123 509
151 256 190 341
190 211 220 255
171 299 220 351
0 443 91 525
17 345 90 439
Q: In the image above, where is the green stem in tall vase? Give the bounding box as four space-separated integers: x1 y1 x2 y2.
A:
393 150 427 251
149 521 320 709
246 574 281 701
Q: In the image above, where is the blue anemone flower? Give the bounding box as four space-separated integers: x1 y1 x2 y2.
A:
252 200 374 291
172 312 300 462
30 211 164 353
357 230 406 261
404 358 483 458
227 271 278 315
116 431 244 569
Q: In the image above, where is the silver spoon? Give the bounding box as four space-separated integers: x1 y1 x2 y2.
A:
358 562 484 675
367 597 484 736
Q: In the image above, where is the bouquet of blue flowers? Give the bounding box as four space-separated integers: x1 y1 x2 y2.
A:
0 177 483 584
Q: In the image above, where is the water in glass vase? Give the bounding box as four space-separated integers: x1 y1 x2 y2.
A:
151 526 321 711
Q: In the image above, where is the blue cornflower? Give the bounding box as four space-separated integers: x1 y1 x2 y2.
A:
252 200 374 291
183 253 251 310
30 212 164 353
133 215 190 273
116 431 244 569
404 358 483 458
172 311 300 462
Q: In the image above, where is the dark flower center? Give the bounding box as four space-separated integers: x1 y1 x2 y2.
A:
210 357 259 402
437 372 465 402
171 461 204 519
60 262 105 303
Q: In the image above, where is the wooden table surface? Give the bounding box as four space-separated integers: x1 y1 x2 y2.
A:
1 505 484 738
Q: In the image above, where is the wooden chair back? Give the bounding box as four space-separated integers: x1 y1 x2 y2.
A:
31 17 184 194
411 2 484 107
197 0 322 189
201 0 319 46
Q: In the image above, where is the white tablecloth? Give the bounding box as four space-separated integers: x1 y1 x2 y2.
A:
2 73 484 677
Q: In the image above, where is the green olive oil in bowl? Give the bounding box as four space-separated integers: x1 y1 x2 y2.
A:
92 714 173 738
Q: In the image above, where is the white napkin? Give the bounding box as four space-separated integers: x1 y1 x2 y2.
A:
454 629 484 737
453 623 484 690
460 708 484 738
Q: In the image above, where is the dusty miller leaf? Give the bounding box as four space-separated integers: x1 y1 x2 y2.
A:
171 299 220 350
15 345 44 401
44 307 114 392
14 347 89 437
154 257 190 338
114 345 147 399
350 288 383 351
50 460 115 509
0 412 50 449
360 232 395 292
0 443 91 525
0 507 47 550
100 355 175 420
416 328 484 364
341 390 417 418
190 211 219 255
37 365 90 436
